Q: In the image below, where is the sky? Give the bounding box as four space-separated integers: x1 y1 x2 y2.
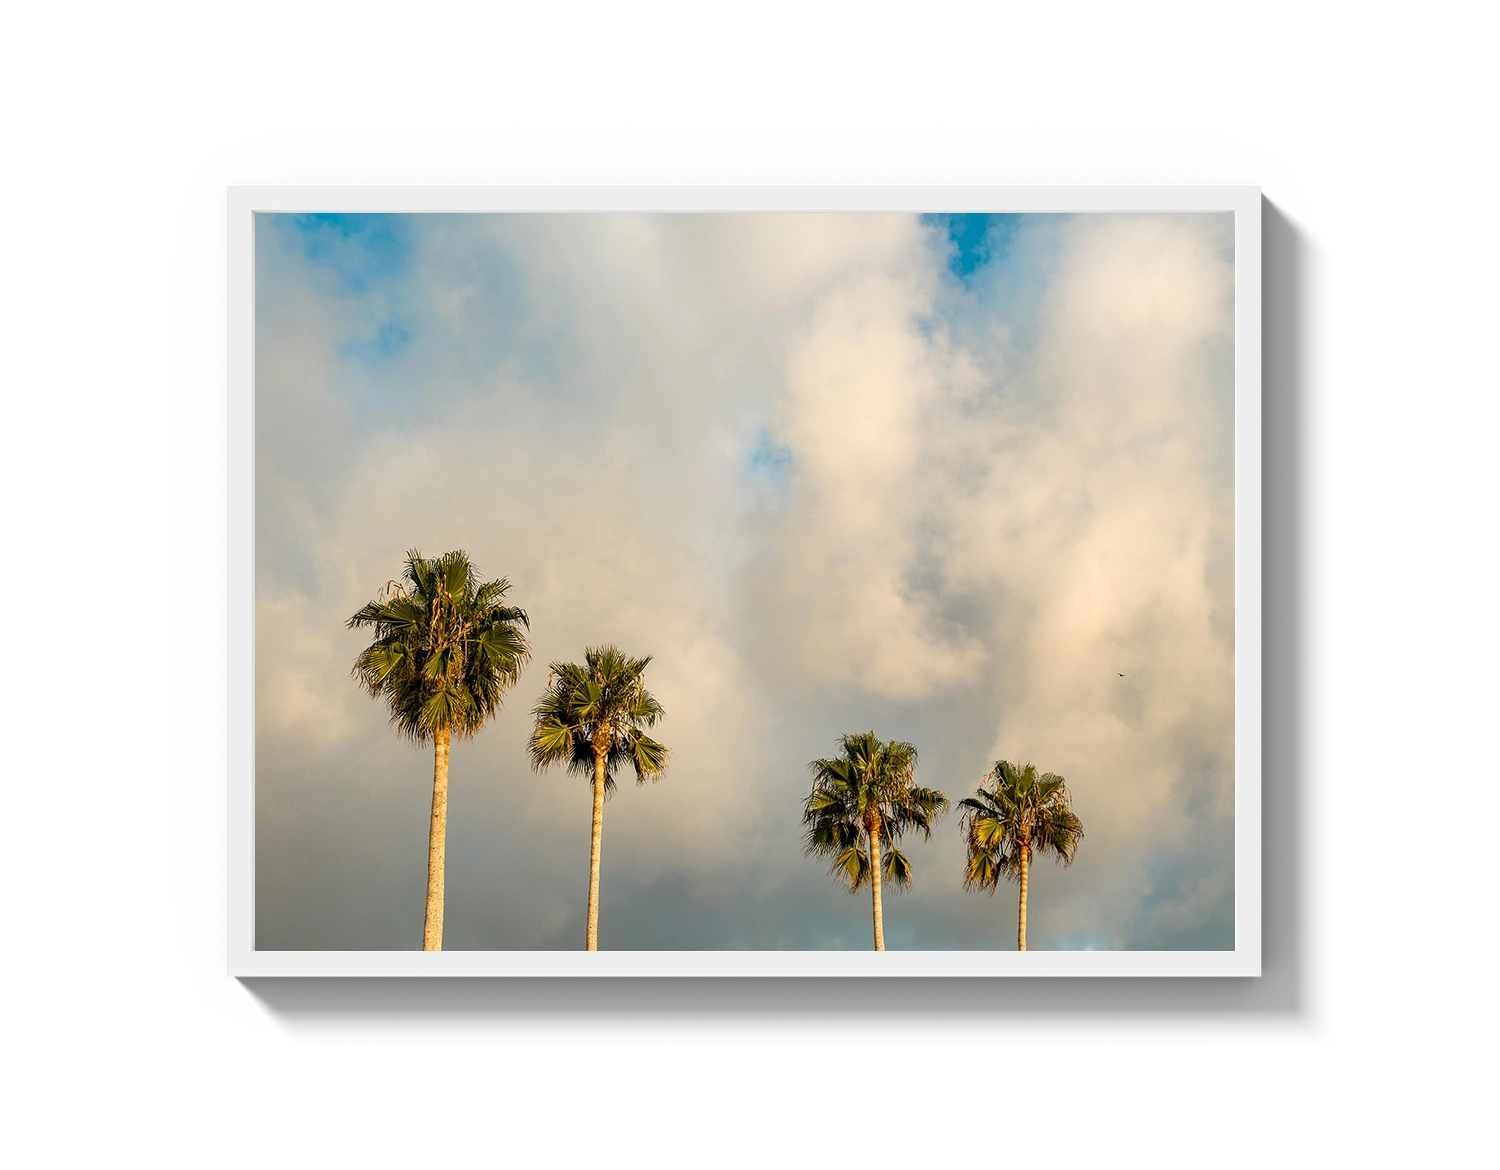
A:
254 210 1236 951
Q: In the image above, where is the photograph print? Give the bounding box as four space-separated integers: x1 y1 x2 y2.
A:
239 191 1258 973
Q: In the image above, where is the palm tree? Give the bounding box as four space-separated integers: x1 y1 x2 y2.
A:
958 760 1084 951
348 549 531 951
801 731 949 950
528 646 669 951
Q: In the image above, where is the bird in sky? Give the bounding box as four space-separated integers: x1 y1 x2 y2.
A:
1118 673 1124 677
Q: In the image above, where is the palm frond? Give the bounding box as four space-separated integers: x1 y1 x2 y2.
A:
1034 806 1085 865
803 787 851 817
884 847 915 890
624 728 670 784
830 842 871 892
440 550 471 598
352 642 406 690
963 848 1014 893
527 719 575 767
404 549 435 599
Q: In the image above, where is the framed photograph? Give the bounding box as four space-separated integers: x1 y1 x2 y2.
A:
229 187 1260 976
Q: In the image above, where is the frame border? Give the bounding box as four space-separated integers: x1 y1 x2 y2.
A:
167 120 1338 1062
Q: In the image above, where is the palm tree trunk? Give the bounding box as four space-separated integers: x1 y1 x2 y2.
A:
585 749 607 951
422 725 450 952
1017 843 1030 952
869 822 885 951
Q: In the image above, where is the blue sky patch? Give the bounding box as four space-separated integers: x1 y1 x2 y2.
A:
924 213 1024 284
747 428 794 491
282 213 412 293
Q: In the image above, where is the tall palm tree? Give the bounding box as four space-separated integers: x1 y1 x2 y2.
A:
802 731 949 950
528 645 669 951
348 549 530 951
958 760 1084 951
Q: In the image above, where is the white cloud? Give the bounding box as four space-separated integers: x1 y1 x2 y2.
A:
255 585 362 748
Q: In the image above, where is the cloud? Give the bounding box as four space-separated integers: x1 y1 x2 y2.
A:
744 234 988 699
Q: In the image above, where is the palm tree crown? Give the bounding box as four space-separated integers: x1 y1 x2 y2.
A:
348 548 531 743
802 731 949 949
528 645 669 790
959 760 1083 950
959 761 1083 886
